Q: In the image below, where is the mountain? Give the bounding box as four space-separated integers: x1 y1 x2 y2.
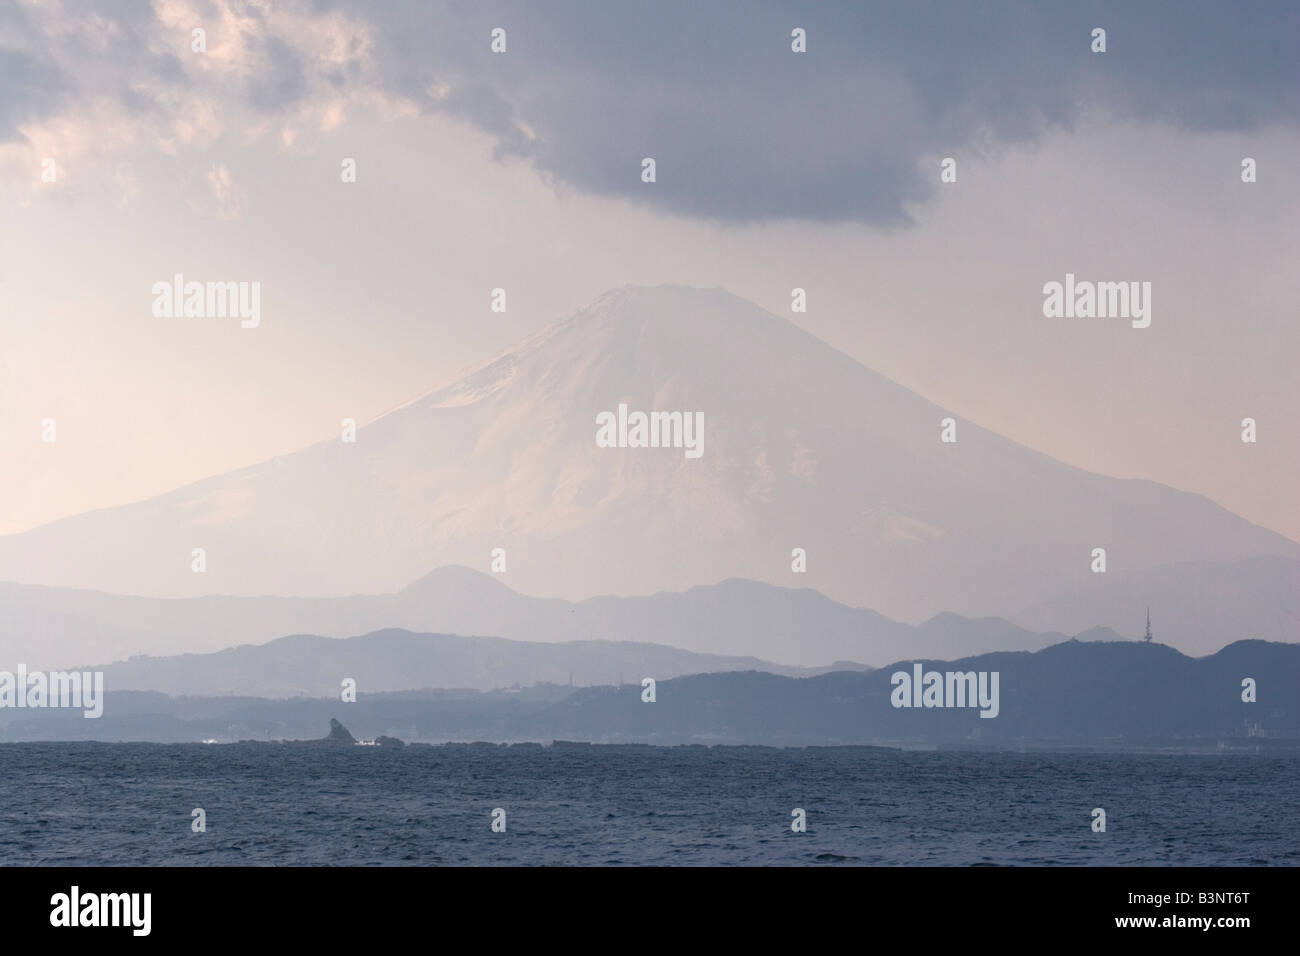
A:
85 627 867 697
0 565 1062 672
539 639 1300 744
0 285 1292 622
4 639 1295 747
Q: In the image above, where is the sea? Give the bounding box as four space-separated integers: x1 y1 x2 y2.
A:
2 743 1295 866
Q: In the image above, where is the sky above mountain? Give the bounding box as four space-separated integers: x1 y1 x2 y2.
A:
2 0 1296 550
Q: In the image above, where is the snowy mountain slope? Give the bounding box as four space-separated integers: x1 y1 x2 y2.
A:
0 285 1292 623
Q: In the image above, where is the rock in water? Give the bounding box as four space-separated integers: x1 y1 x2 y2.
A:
325 718 356 745
375 735 406 748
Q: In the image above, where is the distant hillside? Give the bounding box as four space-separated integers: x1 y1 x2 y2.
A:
0 566 1062 672
4 639 1294 747
86 628 869 697
541 639 1300 744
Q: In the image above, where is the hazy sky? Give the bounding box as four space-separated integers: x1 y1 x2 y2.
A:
1 0 1297 541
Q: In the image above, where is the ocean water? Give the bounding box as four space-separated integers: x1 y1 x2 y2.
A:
1 743 1295 866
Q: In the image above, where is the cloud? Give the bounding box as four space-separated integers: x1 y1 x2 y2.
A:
205 162 241 218
0 21 72 143
344 0 1300 223
0 0 386 196
2 0 1297 222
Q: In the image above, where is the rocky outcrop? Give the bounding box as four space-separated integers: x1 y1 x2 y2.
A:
324 718 356 745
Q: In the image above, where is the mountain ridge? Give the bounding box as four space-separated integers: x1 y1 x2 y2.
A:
5 637 1294 747
0 566 1072 672
83 626 866 697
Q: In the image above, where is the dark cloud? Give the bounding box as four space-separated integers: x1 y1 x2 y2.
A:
6 0 1297 221
246 34 308 113
0 47 67 143
0 2 72 143
341 0 1299 223
0 0 189 143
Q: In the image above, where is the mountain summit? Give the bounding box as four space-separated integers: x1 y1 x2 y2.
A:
0 285 1292 621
